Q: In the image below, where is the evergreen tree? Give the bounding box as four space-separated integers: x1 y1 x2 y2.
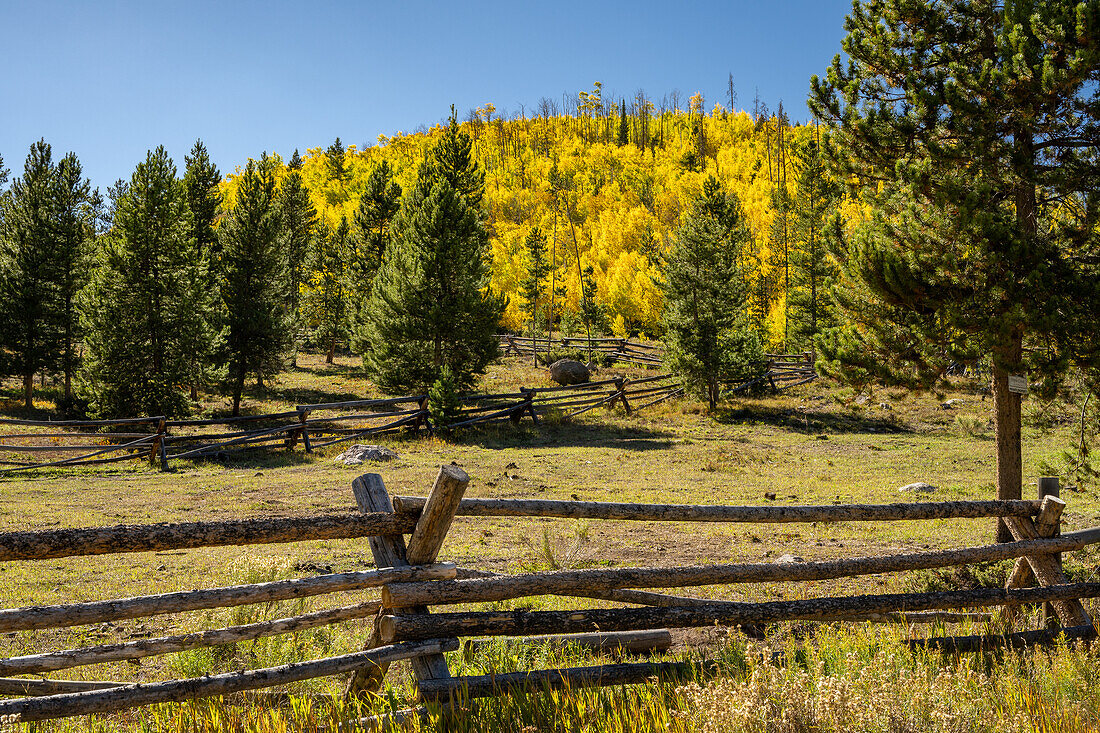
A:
182 140 222 262
275 157 317 363
52 153 95 401
181 140 223 399
787 132 840 350
304 216 352 363
663 176 761 411
80 146 215 417
217 155 292 415
809 0 1100 535
0 141 60 409
326 137 346 183
349 159 401 305
518 227 550 364
617 99 629 146
357 109 504 394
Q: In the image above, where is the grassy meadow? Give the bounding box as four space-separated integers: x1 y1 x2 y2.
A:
1 353 1099 731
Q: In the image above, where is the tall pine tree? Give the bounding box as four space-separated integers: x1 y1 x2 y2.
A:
810 0 1100 537
304 216 352 364
357 109 504 394
52 153 95 401
80 146 216 417
349 159 401 307
518 227 550 365
663 176 761 411
787 131 840 351
218 155 292 415
0 141 62 409
276 150 317 364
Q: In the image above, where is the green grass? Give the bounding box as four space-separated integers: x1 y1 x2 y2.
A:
1 353 1099 730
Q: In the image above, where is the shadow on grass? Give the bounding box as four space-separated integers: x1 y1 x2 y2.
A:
170 448 315 471
715 404 911 434
442 418 676 451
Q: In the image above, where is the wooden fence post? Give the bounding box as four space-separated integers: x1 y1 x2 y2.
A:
613 377 632 414
1039 476 1061 628
520 387 539 425
345 466 469 702
149 419 166 469
1002 494 1091 628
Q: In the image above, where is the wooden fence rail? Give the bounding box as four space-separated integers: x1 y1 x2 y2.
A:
4 469 1087 724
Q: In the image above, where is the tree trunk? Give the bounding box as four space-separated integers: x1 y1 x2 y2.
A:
23 373 33 411
190 384 198 402
326 337 336 364
232 372 244 417
993 331 1024 543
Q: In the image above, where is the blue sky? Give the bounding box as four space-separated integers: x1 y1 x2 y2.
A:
1 0 853 191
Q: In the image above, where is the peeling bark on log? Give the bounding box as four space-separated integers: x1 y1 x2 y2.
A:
390 497 1040 523
381 583 1100 642
0 639 458 722
0 564 453 632
383 532 1100 608
0 600 383 676
0 512 417 562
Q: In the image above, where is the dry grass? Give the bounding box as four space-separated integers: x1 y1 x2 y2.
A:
1 353 1099 730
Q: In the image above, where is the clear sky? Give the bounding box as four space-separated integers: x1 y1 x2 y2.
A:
1 0 853 192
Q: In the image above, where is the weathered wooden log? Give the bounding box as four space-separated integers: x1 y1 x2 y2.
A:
304 408 422 425
296 396 424 412
0 678 123 696
633 388 685 411
452 568 718 607
418 660 700 702
381 583 1100 642
350 706 428 730
165 411 303 427
0 564 453 633
0 416 163 428
1003 494 1062 627
1003 511 1093 627
0 435 156 474
406 466 470 565
383 532 1100 608
0 512 417 562
462 629 672 659
0 600 384 676
0 639 458 722
346 474 454 699
390 496 1041 523
908 624 1097 653
0 443 147 452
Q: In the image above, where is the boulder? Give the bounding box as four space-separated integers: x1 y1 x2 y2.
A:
549 359 590 385
898 482 937 494
333 445 398 465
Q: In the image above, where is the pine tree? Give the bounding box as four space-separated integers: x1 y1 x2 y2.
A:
357 109 504 394
182 140 221 262
663 176 761 411
80 146 215 417
275 155 317 363
217 155 292 415
809 0 1100 536
181 140 223 399
349 159 402 306
52 153 95 401
304 216 352 364
617 99 629 146
0 140 60 409
518 227 550 364
787 131 840 351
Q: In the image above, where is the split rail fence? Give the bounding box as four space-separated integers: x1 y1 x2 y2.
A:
0 468 1096 724
0 375 684 474
499 335 665 367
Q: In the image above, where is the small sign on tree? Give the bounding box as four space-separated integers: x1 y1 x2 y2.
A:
1008 375 1028 395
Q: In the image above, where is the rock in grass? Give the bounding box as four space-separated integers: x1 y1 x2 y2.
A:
898 482 937 494
549 359 590 385
333 445 398 465
774 554 805 564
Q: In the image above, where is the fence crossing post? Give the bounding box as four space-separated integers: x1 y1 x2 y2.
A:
1038 477 1061 628
149 419 166 470
345 466 468 702
613 377 632 414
